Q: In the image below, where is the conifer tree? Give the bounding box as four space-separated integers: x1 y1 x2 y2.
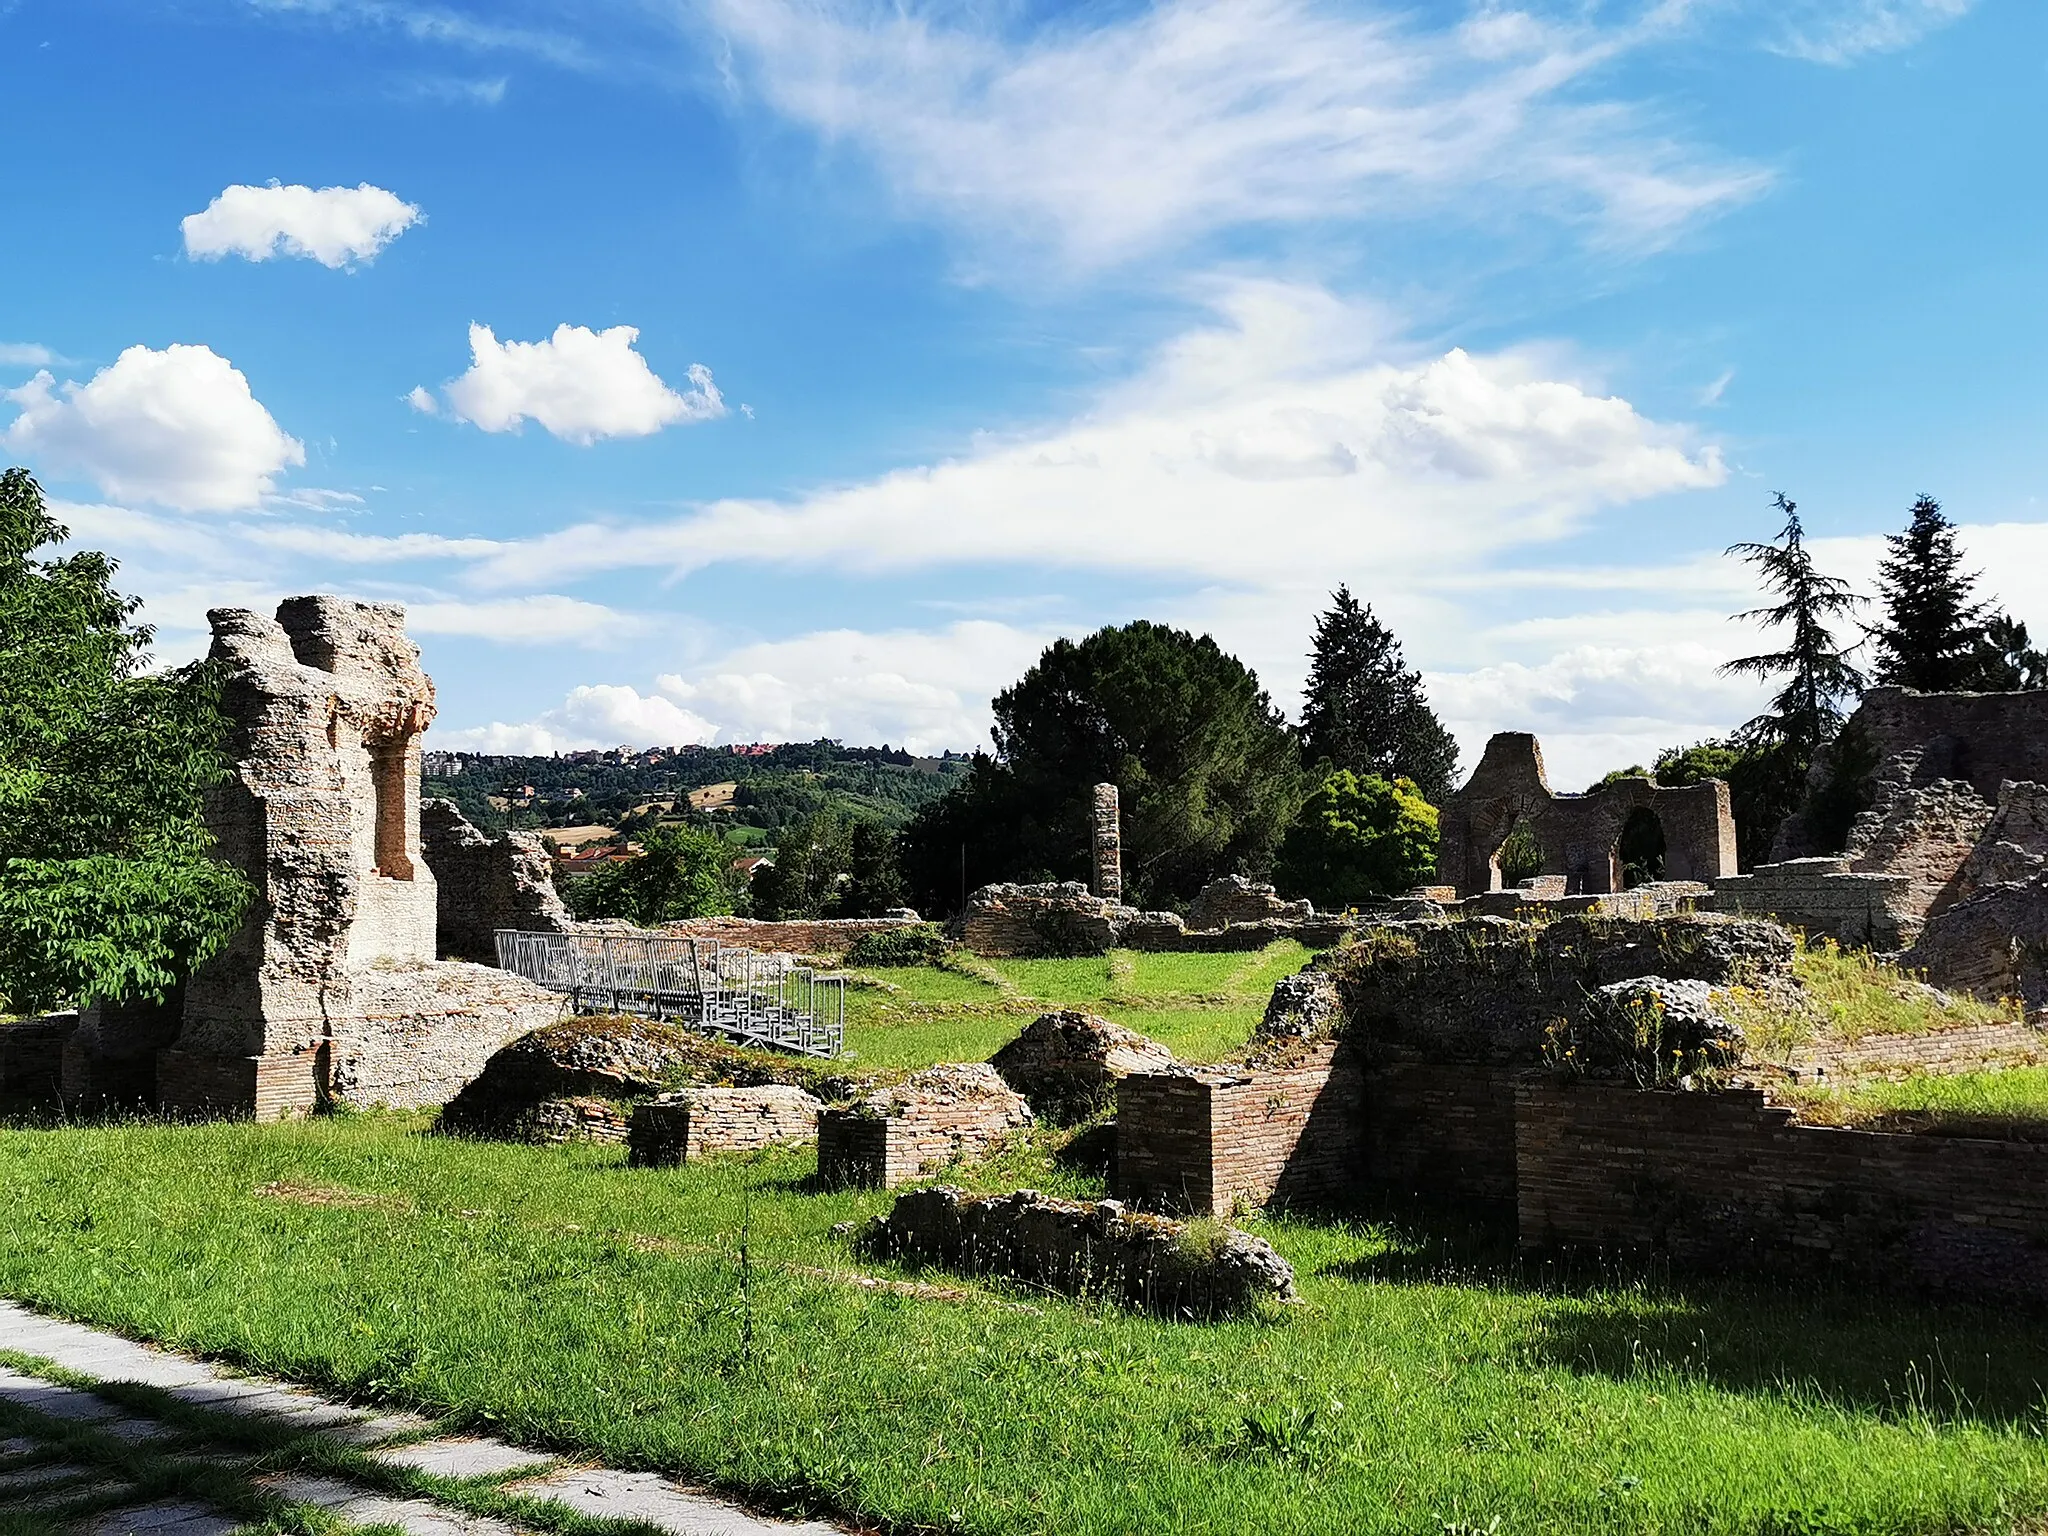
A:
1721 494 1866 762
1299 587 1459 803
1870 495 1988 691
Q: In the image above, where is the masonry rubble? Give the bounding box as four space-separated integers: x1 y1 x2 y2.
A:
858 1186 1296 1317
957 878 1358 958
420 797 573 964
1090 782 1122 900
627 1085 824 1167
1186 875 1313 931
58 598 563 1120
988 1011 1176 1124
817 1063 1032 1189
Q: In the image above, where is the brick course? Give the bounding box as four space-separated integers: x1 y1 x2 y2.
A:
627 1085 822 1167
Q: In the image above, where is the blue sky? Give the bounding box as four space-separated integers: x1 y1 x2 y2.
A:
4 0 2043 787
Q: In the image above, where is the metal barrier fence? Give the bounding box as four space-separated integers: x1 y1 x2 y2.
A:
494 929 845 1058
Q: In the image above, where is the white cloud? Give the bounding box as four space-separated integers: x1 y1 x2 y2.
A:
4 345 304 512
438 323 725 444
704 0 1770 271
405 384 439 415
406 594 645 647
464 282 1722 590
0 343 53 368
437 683 719 754
1770 0 1974 64
181 182 423 268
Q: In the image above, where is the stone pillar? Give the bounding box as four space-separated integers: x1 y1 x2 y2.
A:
1091 783 1123 901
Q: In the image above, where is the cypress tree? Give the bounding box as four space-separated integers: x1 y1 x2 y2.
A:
1299 587 1459 803
1870 495 1987 691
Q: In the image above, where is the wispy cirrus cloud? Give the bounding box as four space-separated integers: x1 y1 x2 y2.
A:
701 0 1772 271
1766 0 1974 64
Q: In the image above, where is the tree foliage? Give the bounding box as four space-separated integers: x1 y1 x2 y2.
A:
1870 495 1987 691
899 622 1305 913
1298 587 1459 803
1971 614 2048 692
1722 495 1867 761
749 813 909 920
1274 770 1438 908
0 467 251 1012
560 823 742 926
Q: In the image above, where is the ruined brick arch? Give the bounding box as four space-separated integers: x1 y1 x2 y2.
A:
370 736 414 880
1436 733 1737 897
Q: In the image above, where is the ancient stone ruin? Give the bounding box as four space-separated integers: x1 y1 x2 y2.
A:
988 1010 1176 1124
817 1063 1032 1189
65 598 561 1119
859 1186 1296 1318
1090 781 1122 900
1185 875 1313 931
627 1085 824 1167
1719 686 2048 982
1436 732 1738 897
420 798 573 964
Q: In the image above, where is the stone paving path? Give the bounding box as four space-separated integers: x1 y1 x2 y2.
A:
0 1300 843 1535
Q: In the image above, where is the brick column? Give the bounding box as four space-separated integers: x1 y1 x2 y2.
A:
1091 783 1122 901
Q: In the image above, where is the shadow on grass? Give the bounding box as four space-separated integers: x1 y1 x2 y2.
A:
1319 1190 2048 1429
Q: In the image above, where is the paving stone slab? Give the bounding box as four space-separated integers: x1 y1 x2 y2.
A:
511 1467 842 1534
261 1472 524 1534
320 1407 437 1446
373 1435 556 1479
0 1371 122 1420
0 1433 36 1454
84 1503 238 1536
0 1459 94 1491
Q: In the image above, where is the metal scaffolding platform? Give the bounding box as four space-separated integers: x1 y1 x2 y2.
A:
494 929 846 1058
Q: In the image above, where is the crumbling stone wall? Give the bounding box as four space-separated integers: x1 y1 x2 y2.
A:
860 1187 1296 1317
1436 733 1737 897
1714 858 1919 949
990 1011 1175 1124
959 880 1355 957
420 798 571 963
817 1063 1031 1188
0 1014 76 1110
1186 876 1313 932
137 598 559 1119
657 914 921 957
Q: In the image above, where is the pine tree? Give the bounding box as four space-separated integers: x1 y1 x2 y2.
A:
1299 587 1459 803
1969 614 2048 691
1870 495 1987 691
1721 495 1867 761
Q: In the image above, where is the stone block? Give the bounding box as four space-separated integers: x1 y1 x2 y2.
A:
626 1085 823 1166
989 1011 1176 1123
818 1063 1030 1188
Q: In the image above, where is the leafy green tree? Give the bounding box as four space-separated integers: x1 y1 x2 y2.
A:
561 823 741 925
836 820 909 917
0 467 251 1012
1274 771 1438 907
750 811 853 920
1968 613 2048 692
1870 495 1988 691
1299 587 1459 803
899 622 1305 913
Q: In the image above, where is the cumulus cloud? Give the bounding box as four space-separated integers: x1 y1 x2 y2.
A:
4 345 304 511
437 323 725 444
181 182 423 267
1770 0 1974 64
437 683 719 754
464 282 1721 591
704 0 1770 270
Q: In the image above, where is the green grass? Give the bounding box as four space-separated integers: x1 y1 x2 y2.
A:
2 1115 2047 1535
1723 937 2019 1058
1778 1063 2048 1139
840 943 1311 1071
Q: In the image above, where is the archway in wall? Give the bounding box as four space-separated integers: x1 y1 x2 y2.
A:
1492 817 1548 889
1616 806 1666 889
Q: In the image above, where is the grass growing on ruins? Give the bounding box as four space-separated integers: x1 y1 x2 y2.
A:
841 942 1310 1070
3 1114 2048 1536
1779 1063 2048 1138
1723 935 2018 1058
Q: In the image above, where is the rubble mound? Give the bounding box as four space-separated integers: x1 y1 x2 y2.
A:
438 1014 858 1142
1904 870 2048 1013
859 1186 1296 1318
1324 913 1793 1066
989 1011 1176 1124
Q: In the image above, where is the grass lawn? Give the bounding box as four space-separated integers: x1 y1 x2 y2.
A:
1725 936 2020 1059
2 1114 2046 1535
839 944 1311 1070
1779 1063 2048 1139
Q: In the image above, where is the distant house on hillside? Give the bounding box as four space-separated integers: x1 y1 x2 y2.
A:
732 854 775 878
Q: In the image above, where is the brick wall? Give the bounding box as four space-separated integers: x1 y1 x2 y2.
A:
1116 1045 1365 1215
0 1015 78 1107
817 1065 1032 1188
1516 1080 2048 1301
659 915 918 957
156 1049 321 1120
1787 1021 2047 1079
1359 1061 1521 1202
1714 858 1918 948
628 1086 821 1166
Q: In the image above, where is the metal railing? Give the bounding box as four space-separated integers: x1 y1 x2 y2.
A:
494 929 845 1058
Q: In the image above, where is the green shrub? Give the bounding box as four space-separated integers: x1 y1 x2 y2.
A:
1274 770 1438 908
844 923 951 967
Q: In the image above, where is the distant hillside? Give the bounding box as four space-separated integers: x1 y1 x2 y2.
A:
420 739 972 842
